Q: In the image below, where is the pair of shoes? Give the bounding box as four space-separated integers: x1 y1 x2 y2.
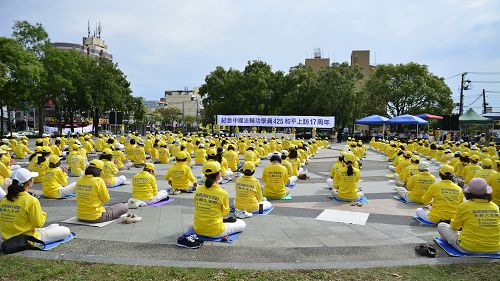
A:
350 202 363 207
128 199 139 209
122 214 142 224
415 243 437 257
168 189 181 195
235 210 253 219
177 234 203 249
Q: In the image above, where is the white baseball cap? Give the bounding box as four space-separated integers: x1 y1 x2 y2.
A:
11 168 39 184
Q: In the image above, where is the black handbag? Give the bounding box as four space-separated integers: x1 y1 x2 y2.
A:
1 234 45 254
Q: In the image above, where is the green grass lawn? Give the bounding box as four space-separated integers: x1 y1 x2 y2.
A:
0 255 498 281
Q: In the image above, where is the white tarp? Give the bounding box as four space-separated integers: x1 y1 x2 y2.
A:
217 115 335 128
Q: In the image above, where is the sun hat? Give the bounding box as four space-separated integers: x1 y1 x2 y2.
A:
464 178 493 195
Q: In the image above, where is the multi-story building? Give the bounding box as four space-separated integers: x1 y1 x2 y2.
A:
351 50 374 77
52 22 112 60
304 48 330 72
160 88 203 119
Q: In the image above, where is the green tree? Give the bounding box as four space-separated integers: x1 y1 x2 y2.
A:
363 63 454 117
0 37 43 135
156 107 182 129
11 20 50 135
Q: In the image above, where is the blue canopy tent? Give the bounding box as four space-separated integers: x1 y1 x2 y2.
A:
355 115 389 139
387 114 428 135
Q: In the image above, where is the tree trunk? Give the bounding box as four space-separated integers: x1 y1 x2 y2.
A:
38 104 44 137
70 112 74 133
93 108 99 136
0 101 4 136
7 106 12 136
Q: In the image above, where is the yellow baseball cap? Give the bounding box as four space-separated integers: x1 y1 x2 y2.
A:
470 154 480 162
344 153 356 163
72 144 80 150
144 163 155 171
41 146 52 153
242 161 255 172
176 151 188 160
48 155 61 164
102 148 113 156
411 155 420 162
481 158 493 167
34 146 43 153
89 159 104 170
439 164 454 175
207 148 217 156
203 161 221 175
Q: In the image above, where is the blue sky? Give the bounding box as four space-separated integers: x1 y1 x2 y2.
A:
1 0 499 113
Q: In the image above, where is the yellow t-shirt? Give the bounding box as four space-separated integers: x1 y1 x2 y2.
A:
0 192 46 240
164 162 196 190
235 176 262 212
451 199 499 253
30 158 49 183
223 150 239 171
68 152 85 175
42 167 68 198
262 163 289 199
132 170 158 201
463 164 482 184
244 150 258 164
101 160 118 186
422 180 464 222
0 161 11 186
193 184 229 237
474 169 496 181
158 147 170 164
487 172 500 206
289 158 300 176
194 148 207 164
134 146 146 165
113 150 127 169
75 175 109 221
281 160 293 178
407 172 436 203
334 166 361 200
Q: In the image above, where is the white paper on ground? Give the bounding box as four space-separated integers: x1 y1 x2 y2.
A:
315 209 370 225
61 217 118 227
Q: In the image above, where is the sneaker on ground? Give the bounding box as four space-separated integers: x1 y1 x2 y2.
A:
122 214 142 224
176 234 203 249
235 210 253 219
128 199 139 209
168 189 181 195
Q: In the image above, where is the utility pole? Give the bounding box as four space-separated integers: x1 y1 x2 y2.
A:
459 72 467 115
482 89 488 114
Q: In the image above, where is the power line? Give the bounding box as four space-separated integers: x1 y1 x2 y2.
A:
470 81 500 83
464 93 483 108
468 72 500 75
444 73 462 80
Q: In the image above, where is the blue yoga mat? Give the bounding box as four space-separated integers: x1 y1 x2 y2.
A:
40 193 76 199
230 206 274 215
333 196 368 204
39 232 76 251
393 195 417 205
184 228 240 243
268 193 292 200
412 214 437 225
285 183 297 189
434 236 500 259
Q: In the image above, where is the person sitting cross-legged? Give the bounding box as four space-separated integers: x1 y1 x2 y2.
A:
128 163 170 208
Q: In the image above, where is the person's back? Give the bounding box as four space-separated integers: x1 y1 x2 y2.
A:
68 151 85 176
43 167 67 198
132 170 157 201
281 159 293 177
125 144 136 162
223 149 239 171
422 179 463 222
134 145 146 165
0 189 46 240
464 160 482 184
234 175 261 212
164 161 196 191
193 183 229 237
336 165 361 200
194 147 206 164
407 170 436 203
262 162 288 199
75 174 109 221
451 199 499 252
158 146 170 164
244 149 256 164
101 160 118 184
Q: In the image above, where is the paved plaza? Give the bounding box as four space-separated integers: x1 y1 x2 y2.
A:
11 142 493 268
